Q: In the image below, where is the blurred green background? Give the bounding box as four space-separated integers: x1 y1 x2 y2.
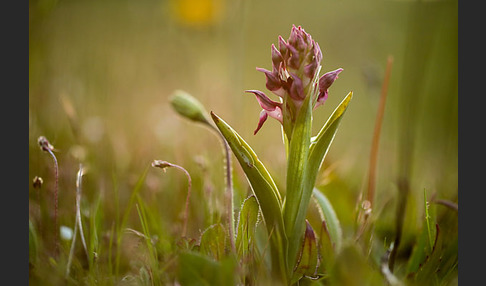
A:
29 0 457 256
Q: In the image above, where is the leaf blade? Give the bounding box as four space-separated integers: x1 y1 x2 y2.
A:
291 220 319 284
211 112 288 279
210 112 284 233
200 224 226 261
312 188 343 252
235 195 259 259
307 92 353 191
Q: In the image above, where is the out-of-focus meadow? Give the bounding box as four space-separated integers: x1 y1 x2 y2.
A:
29 0 457 284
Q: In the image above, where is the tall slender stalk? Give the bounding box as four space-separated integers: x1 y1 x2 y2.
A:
66 164 88 277
152 160 192 238
212 127 236 253
38 136 59 256
366 55 393 207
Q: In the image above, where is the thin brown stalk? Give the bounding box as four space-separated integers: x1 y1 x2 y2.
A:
367 55 394 207
38 136 60 256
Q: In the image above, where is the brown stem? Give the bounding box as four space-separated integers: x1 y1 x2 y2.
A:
46 148 59 256
367 55 393 207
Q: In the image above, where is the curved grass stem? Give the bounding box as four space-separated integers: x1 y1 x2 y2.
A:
38 136 60 256
152 160 192 238
66 164 88 277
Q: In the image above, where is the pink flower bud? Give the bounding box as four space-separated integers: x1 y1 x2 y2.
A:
316 68 343 108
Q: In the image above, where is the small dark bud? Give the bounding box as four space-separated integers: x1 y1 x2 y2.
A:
33 176 43 189
37 136 54 152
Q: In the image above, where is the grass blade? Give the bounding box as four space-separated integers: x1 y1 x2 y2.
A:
29 220 39 266
200 224 227 261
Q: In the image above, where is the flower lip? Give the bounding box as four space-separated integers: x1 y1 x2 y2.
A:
254 110 268 135
245 89 283 134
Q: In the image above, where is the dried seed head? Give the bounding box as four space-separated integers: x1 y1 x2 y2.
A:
33 176 43 189
151 160 174 170
37 136 54 152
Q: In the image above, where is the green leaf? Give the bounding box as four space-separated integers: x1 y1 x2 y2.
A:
307 91 352 180
312 188 343 253
210 112 284 234
414 224 443 284
291 220 319 284
285 91 352 271
29 219 38 265
211 111 288 280
200 224 226 261
406 189 437 275
317 219 334 273
235 195 259 260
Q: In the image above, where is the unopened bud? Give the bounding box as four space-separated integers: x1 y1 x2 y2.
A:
170 90 211 125
33 176 43 189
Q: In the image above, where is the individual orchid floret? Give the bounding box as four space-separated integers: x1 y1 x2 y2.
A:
247 25 342 136
315 68 343 109
245 90 283 135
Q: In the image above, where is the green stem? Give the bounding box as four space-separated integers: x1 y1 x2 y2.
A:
283 93 313 273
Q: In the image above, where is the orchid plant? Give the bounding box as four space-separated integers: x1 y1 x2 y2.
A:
171 25 352 285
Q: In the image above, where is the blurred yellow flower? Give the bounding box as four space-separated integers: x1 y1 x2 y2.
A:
170 0 224 27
